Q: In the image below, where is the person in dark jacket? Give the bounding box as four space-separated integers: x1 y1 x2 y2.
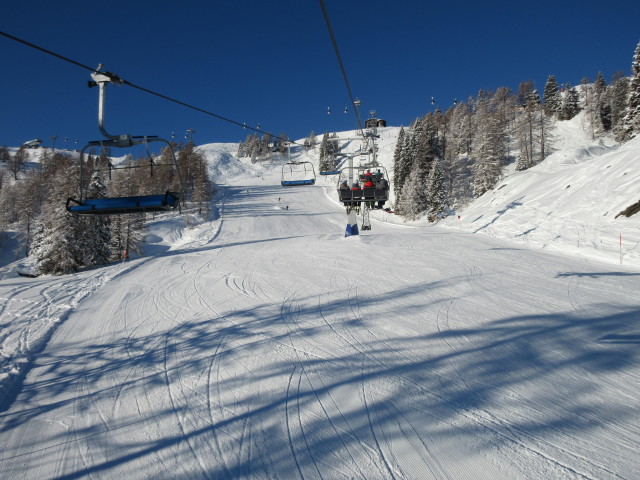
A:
340 180 350 206
375 177 388 209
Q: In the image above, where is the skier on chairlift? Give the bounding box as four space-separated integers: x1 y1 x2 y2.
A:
340 179 350 206
363 177 375 208
376 176 388 209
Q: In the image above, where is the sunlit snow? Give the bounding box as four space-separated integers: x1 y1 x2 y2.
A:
1 116 639 479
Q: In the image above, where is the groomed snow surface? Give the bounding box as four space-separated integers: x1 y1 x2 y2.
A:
1 120 639 479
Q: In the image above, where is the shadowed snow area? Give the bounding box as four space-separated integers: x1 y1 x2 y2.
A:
0 123 639 479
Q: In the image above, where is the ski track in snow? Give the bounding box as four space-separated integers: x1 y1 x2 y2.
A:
1 140 640 479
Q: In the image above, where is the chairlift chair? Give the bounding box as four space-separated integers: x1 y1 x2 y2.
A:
66 70 183 215
337 165 389 206
281 161 316 186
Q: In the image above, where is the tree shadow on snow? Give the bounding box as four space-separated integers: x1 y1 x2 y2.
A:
1 276 639 479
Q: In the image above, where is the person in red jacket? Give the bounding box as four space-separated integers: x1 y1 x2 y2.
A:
362 178 375 208
350 181 361 212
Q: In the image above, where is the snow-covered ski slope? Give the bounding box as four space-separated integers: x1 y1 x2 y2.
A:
1 122 639 479
441 113 640 267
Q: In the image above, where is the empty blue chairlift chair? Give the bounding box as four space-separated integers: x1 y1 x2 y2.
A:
66 70 183 215
281 161 316 186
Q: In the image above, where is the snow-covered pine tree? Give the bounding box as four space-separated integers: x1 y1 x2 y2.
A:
559 83 580 120
14 171 44 258
241 133 259 160
275 133 289 155
426 157 447 222
394 129 416 210
620 40 640 141
31 161 83 275
304 131 317 150
452 97 476 156
442 105 473 208
318 133 334 173
473 93 506 194
594 71 612 132
543 74 562 117
257 135 271 159
392 127 406 203
610 72 629 140
410 113 441 215
580 77 599 140
237 137 246 158
395 164 424 219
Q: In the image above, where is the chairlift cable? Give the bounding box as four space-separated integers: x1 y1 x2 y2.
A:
0 29 301 146
317 0 363 133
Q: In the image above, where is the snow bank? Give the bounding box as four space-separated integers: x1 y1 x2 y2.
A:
440 133 640 268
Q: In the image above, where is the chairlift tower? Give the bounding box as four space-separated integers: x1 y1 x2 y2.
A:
361 204 371 230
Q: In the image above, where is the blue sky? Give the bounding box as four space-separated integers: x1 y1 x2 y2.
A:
1 0 639 150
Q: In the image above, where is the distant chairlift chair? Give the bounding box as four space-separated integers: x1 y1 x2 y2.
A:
281 161 316 186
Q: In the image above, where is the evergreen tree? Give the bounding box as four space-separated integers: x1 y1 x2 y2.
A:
275 133 289 154
441 102 475 209
319 133 339 173
304 131 317 150
426 157 447 221
610 72 629 139
543 74 561 116
392 127 406 205
395 164 423 219
237 137 247 158
257 135 271 159
318 133 333 173
408 113 442 215
473 94 506 194
594 71 612 131
580 77 599 139
620 40 640 141
31 162 83 275
14 172 43 258
559 83 580 120
394 130 416 209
